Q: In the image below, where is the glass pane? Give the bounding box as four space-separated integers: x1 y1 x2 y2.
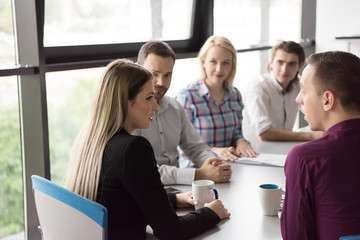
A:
44 0 193 46
269 0 302 43
0 0 16 67
168 57 201 98
234 51 261 94
0 76 24 239
214 0 302 48
214 0 261 49
46 68 104 185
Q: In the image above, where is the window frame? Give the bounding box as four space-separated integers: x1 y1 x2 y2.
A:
0 0 315 239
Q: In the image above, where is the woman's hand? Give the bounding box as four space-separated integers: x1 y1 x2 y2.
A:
211 147 239 162
176 191 195 208
204 199 231 220
235 140 258 158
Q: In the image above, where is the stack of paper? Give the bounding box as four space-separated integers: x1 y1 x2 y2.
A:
235 153 287 167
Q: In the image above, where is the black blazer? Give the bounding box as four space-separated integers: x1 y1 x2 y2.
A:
96 129 220 240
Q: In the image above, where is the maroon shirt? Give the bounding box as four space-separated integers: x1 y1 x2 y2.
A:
281 119 360 240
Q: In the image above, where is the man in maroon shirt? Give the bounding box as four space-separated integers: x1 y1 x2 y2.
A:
281 51 360 240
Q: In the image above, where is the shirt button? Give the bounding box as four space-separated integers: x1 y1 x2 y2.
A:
163 151 165 154
160 131 163 134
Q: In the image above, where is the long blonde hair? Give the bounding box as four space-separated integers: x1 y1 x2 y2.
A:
66 59 152 201
198 35 237 87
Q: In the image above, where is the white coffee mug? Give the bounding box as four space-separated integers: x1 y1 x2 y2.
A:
258 184 285 216
192 180 218 210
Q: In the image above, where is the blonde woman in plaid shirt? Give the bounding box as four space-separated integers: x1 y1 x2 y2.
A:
176 36 258 161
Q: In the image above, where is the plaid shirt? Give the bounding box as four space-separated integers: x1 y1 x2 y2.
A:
176 79 244 148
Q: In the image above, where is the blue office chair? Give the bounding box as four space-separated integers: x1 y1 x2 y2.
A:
31 175 108 240
339 236 360 240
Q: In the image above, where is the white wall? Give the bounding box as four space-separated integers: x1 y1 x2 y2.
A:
316 0 360 56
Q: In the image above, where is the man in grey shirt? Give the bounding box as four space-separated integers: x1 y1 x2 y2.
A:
134 41 232 185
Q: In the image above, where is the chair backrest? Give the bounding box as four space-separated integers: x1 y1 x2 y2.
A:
340 236 360 240
31 175 108 240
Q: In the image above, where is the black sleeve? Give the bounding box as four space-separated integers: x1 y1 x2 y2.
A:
167 193 177 210
122 137 220 240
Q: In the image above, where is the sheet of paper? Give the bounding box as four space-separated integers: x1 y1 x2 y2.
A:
235 153 287 167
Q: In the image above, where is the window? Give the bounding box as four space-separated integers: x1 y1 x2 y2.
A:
168 57 201 97
44 0 194 46
46 68 103 185
0 76 24 240
0 0 16 67
0 1 24 239
213 0 302 47
214 0 261 49
234 51 262 94
269 0 301 43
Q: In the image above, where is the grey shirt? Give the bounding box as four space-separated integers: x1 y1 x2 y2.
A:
134 96 217 185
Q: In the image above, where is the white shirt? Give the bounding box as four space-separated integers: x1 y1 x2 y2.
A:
133 96 217 185
242 73 301 148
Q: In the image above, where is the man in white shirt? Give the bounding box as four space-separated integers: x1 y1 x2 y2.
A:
134 41 232 185
242 41 323 149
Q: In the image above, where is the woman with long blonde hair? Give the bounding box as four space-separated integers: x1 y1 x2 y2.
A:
66 59 230 240
176 36 258 162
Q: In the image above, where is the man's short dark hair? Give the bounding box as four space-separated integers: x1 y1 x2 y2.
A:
137 41 176 65
308 51 360 114
267 40 305 73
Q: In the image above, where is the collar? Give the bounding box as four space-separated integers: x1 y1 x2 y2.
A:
198 79 209 97
156 95 170 114
198 79 232 103
325 118 360 136
269 72 296 94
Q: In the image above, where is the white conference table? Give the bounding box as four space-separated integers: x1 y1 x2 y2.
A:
255 140 304 155
146 141 305 240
